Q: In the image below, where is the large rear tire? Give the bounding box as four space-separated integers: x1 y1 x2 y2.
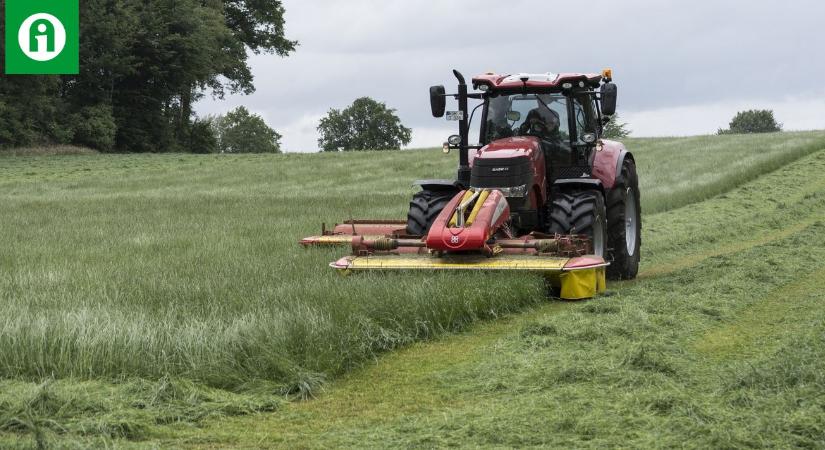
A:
406 189 454 236
544 190 607 257
606 159 641 280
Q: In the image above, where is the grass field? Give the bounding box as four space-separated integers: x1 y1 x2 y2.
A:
1 130 825 447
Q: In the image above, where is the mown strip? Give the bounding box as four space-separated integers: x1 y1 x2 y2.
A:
694 267 825 359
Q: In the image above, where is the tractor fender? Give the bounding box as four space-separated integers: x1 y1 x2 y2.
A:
553 178 604 193
412 179 462 193
615 151 635 186
592 140 633 189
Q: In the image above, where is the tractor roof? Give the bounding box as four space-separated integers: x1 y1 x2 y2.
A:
472 72 603 91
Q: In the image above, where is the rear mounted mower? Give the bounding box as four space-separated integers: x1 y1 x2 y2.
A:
301 69 641 300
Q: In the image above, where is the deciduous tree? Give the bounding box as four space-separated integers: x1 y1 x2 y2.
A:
718 110 782 135
211 107 282 153
318 98 412 152
0 0 297 152
602 115 631 139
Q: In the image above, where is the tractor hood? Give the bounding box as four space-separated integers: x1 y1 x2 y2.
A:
469 137 541 166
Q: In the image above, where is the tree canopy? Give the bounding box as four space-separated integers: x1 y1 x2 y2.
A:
602 115 631 139
0 0 296 152
211 107 282 153
718 110 782 135
317 97 412 151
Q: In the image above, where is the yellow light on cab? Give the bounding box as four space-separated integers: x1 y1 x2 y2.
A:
602 68 613 79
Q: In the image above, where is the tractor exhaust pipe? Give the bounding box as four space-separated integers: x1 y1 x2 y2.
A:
453 70 471 187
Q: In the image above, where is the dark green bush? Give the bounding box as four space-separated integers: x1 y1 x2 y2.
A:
212 107 282 153
71 104 117 151
188 118 219 154
603 114 631 139
718 110 782 135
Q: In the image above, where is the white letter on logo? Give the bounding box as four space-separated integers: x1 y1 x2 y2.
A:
18 13 67 62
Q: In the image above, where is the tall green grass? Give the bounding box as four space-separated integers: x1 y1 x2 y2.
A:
0 131 823 392
0 150 538 395
627 131 825 212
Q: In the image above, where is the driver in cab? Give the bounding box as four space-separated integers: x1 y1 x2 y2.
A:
519 105 564 156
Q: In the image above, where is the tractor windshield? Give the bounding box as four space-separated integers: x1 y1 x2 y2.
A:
483 93 571 144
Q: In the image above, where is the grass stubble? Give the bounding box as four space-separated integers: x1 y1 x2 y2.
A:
0 130 824 447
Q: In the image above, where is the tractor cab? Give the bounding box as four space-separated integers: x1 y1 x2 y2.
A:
429 71 617 233
463 71 613 182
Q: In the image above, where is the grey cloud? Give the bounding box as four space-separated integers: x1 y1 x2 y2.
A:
197 0 825 151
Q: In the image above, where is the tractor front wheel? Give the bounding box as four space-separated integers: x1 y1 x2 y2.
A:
406 189 454 236
545 190 607 257
606 159 641 280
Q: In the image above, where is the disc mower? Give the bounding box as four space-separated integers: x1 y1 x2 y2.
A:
301 69 641 300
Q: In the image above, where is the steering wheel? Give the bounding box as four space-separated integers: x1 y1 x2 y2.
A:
519 118 548 137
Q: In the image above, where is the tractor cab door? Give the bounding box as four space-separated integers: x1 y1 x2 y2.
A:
572 93 599 167
537 95 574 171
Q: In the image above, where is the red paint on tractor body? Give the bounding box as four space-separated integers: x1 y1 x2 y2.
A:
472 73 602 91
469 136 548 209
471 136 541 161
426 190 510 252
591 139 627 189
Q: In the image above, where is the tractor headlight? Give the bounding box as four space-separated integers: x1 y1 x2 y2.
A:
493 184 528 198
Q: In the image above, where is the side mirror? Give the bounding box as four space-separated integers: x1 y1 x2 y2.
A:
506 111 521 122
430 85 446 118
600 83 617 116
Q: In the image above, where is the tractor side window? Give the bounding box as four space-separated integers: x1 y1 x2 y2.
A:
546 96 570 142
573 96 597 145
468 100 484 145
575 101 587 137
484 96 516 142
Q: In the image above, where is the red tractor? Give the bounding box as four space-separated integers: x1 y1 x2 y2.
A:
302 69 640 299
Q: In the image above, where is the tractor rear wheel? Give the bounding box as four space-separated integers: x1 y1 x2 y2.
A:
606 159 641 280
544 190 607 257
406 189 454 236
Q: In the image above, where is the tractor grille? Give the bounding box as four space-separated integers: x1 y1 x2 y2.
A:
551 165 592 181
470 156 533 189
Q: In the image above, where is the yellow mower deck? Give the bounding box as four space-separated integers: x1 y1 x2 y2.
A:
331 254 607 300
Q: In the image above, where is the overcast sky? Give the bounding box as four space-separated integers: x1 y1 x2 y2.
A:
196 0 825 152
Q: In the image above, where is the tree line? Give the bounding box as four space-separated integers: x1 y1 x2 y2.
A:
198 97 413 153
0 0 783 155
0 0 296 153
